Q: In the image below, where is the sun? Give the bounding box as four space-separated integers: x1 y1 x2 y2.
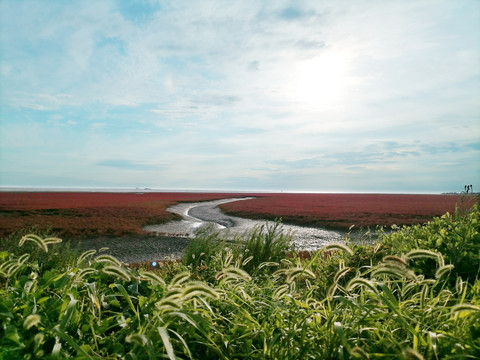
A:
287 51 355 110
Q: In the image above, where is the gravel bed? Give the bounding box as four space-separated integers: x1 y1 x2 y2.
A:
75 235 190 264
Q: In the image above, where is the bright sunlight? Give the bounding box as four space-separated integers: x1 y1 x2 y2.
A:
288 51 357 110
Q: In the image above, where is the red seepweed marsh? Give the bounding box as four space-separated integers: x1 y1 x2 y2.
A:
0 192 473 238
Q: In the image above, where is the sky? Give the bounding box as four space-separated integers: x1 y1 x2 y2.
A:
0 0 479 193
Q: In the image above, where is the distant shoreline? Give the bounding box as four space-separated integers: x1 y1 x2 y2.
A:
0 186 459 195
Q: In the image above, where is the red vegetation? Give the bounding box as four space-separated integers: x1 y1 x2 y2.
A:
1 192 475 238
0 192 243 238
220 193 474 230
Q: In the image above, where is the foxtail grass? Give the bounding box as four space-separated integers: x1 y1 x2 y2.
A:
1 206 479 359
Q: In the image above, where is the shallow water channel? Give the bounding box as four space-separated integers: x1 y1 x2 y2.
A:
143 198 346 251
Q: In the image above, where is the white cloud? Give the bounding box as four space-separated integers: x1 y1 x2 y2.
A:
0 0 478 191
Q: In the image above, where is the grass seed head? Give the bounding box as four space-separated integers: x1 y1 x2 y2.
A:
169 271 191 289
347 278 379 295
94 254 123 266
181 282 220 300
285 267 316 283
273 284 289 299
451 303 480 317
140 270 166 286
420 284 430 309
77 250 97 265
435 264 454 279
101 265 131 282
323 242 354 256
215 266 252 283
155 293 183 311
372 265 416 280
334 267 352 284
23 314 41 330
34 333 45 350
6 262 22 277
76 267 97 279
455 276 464 294
19 234 49 252
406 249 445 267
382 255 407 267
258 261 279 269
18 253 30 264
43 237 62 245
242 255 254 266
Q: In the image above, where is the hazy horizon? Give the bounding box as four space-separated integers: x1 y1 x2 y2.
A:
0 186 468 196
1 1 479 193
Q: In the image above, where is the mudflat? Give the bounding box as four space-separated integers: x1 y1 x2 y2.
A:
74 235 190 264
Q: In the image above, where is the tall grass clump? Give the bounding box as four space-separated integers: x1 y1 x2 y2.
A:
182 225 226 271
381 204 480 281
0 227 80 270
1 205 479 359
241 220 292 271
0 233 224 359
183 220 292 276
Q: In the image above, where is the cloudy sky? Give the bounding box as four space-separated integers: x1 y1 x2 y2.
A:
1 0 479 193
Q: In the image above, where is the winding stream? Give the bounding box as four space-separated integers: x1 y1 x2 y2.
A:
143 198 346 251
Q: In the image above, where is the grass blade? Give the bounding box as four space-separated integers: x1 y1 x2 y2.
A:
158 326 176 360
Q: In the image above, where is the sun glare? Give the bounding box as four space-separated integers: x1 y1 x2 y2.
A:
288 52 355 110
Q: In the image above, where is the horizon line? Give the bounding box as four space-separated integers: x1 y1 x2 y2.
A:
0 186 464 195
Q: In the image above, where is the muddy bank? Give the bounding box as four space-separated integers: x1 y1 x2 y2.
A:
76 235 189 264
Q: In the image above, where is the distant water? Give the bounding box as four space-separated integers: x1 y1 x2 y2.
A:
0 186 442 195
0 187 187 192
0 187 269 193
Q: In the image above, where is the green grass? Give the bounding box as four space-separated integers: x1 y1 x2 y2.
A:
182 220 292 279
1 206 479 359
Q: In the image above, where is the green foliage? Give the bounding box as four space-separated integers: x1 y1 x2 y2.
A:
382 204 480 281
1 206 479 359
183 220 292 278
241 221 292 271
182 225 225 267
181 225 227 279
0 227 81 271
